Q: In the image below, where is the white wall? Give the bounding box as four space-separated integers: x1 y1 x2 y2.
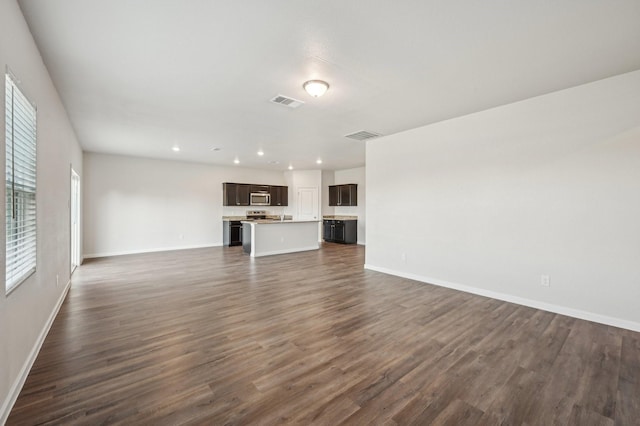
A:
83 152 285 257
0 0 84 421
284 169 322 240
284 169 322 220
366 70 640 331
334 167 366 245
321 170 335 218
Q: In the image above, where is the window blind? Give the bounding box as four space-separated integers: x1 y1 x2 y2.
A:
5 72 37 293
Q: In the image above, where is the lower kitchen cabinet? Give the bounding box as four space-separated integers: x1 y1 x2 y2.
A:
323 219 357 244
223 220 243 246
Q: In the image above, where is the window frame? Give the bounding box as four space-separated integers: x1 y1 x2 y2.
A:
5 71 37 295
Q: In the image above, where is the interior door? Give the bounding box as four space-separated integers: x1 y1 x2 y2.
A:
297 187 318 221
70 168 80 273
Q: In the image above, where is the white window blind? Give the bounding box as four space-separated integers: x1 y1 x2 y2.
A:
5 72 37 293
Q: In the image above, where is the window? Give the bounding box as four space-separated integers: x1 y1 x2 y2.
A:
5 72 37 293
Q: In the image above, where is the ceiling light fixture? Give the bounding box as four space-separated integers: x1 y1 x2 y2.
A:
172 146 180 152
316 159 322 164
234 158 240 164
257 150 264 156
288 165 293 170
303 80 329 97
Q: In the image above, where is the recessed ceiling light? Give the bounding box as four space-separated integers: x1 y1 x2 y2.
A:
316 159 322 164
257 150 264 156
303 80 329 97
172 146 180 152
234 158 240 164
288 165 293 170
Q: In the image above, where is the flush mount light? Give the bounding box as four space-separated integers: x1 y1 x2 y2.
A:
257 150 264 156
233 158 240 164
303 80 329 97
316 159 323 164
288 165 293 170
172 146 180 152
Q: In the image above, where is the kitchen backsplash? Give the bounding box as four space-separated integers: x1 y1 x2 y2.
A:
222 206 291 217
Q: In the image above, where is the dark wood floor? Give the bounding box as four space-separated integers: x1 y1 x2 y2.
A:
8 244 640 425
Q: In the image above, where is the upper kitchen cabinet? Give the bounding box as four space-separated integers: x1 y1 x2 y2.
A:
328 186 338 207
250 184 270 194
223 182 288 206
328 184 357 206
223 182 250 206
270 185 288 206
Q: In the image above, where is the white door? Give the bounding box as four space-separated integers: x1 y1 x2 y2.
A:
70 168 80 273
297 187 319 221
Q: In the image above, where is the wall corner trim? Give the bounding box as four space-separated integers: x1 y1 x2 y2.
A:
0 279 72 424
363 264 640 333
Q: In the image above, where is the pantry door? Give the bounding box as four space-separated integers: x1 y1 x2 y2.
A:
297 187 318 221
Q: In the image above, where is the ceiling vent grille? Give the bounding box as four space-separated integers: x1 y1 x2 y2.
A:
270 94 304 109
344 130 382 141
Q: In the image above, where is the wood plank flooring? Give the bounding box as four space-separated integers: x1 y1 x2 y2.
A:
8 244 640 425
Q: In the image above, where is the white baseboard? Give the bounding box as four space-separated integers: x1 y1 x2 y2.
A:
84 243 223 259
0 279 72 425
364 264 640 333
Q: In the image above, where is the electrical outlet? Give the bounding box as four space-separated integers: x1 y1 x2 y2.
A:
540 275 550 287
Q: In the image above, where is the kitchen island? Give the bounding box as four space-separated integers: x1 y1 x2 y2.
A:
242 220 320 257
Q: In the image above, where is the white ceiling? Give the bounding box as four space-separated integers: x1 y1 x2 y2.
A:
17 0 640 171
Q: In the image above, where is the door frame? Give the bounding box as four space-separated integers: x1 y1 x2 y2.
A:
70 167 81 274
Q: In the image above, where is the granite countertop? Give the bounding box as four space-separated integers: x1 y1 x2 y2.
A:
322 215 358 220
223 215 293 221
241 219 320 224
265 215 293 221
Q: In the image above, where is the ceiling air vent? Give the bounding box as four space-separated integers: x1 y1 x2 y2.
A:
344 130 382 141
270 94 304 109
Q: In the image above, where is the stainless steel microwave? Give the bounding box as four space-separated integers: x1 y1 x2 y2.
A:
250 192 270 206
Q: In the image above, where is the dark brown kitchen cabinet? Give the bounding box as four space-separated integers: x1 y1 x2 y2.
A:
323 219 357 244
328 185 338 206
223 182 288 206
223 183 250 206
328 184 357 206
250 185 270 194
223 220 242 246
269 185 288 206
